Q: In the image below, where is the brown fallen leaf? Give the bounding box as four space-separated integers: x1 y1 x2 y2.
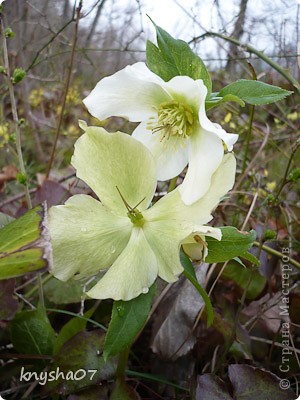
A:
0 279 19 321
34 179 71 207
0 164 18 192
151 264 209 360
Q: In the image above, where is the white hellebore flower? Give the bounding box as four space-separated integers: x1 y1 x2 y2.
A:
83 62 238 205
48 124 236 301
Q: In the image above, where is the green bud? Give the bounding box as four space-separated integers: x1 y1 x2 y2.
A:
5 27 15 38
266 194 275 204
16 172 27 185
264 229 276 240
288 168 300 183
18 118 26 126
12 68 26 84
9 132 16 143
0 66 6 74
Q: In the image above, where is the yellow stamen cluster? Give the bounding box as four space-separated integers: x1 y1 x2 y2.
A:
148 100 195 140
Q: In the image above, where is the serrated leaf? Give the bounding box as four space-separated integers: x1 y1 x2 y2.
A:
222 260 266 299
218 80 293 105
10 307 56 355
180 251 213 326
146 20 212 96
104 284 156 360
205 227 256 263
206 93 245 110
0 204 51 279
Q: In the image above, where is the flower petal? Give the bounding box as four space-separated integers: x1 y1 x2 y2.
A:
72 126 157 214
162 76 207 112
143 220 185 282
198 100 238 151
179 129 225 205
48 195 131 281
83 62 171 122
86 227 158 301
132 121 189 181
146 153 236 226
182 227 222 261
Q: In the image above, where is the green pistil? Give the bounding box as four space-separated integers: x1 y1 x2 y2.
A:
127 209 145 227
148 100 195 140
116 186 145 227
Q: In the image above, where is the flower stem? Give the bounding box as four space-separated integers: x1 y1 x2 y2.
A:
1 17 32 209
196 32 300 95
116 348 130 382
241 104 255 174
273 140 300 203
242 63 257 174
253 241 300 270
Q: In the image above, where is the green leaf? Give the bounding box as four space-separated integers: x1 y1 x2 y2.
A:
218 80 293 105
222 260 266 299
0 204 51 279
44 277 83 304
103 284 156 360
53 307 95 355
10 307 56 355
205 227 256 263
240 251 260 266
180 250 214 326
206 93 245 110
44 330 117 396
146 20 212 97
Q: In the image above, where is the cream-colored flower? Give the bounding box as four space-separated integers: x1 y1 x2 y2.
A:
83 62 238 205
48 124 236 301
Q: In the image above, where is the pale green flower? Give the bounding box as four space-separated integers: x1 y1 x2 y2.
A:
48 124 236 301
83 62 238 205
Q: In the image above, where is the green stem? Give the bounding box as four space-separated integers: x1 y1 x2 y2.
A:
116 348 130 382
273 141 300 203
46 308 107 331
1 16 47 309
242 104 255 174
125 370 189 391
195 32 300 95
1 18 32 209
253 241 300 270
37 274 45 310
